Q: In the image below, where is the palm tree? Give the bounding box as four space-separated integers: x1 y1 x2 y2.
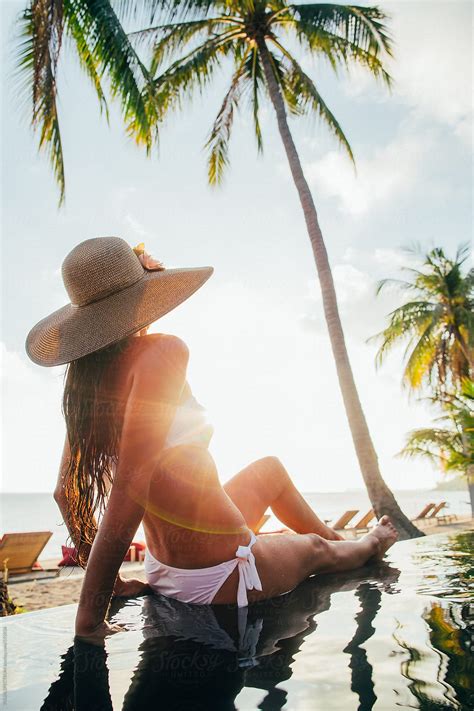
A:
400 380 474 516
17 0 422 537
373 245 474 395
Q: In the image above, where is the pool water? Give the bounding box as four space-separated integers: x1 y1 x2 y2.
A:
1 530 473 710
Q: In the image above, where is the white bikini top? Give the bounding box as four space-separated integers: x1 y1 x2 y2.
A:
163 393 214 450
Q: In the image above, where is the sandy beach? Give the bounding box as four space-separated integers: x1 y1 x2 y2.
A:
9 516 473 613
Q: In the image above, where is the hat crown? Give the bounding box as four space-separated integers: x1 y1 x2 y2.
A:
62 236 144 306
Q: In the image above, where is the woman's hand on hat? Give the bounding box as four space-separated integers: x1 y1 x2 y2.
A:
133 242 165 271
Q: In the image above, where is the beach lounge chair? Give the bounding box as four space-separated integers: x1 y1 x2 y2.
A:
427 501 456 525
412 503 436 522
0 531 52 578
346 509 375 537
328 510 359 531
427 501 447 517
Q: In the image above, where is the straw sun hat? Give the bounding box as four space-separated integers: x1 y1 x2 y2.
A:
25 236 213 367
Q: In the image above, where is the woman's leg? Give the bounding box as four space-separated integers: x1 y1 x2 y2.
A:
224 456 339 538
213 517 398 605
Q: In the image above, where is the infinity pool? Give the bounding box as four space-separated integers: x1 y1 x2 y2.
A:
1 530 473 710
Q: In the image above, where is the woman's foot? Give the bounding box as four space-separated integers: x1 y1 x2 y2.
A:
364 515 398 560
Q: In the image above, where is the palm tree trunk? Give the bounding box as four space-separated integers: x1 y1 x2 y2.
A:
257 38 422 539
467 470 474 518
461 431 474 517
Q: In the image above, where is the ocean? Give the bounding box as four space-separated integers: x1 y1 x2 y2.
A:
1 489 470 561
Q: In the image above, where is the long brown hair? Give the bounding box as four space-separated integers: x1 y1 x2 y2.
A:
61 337 132 566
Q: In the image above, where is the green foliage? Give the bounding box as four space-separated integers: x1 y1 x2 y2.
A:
135 0 393 184
400 379 474 477
17 0 65 202
16 0 160 204
372 245 474 394
16 0 394 202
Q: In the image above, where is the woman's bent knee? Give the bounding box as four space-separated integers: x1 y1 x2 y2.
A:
257 455 283 470
307 533 336 573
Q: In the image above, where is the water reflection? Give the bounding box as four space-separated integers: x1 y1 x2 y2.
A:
409 531 474 602
40 564 399 711
397 599 474 711
343 584 382 711
37 532 473 711
424 602 474 709
393 531 474 711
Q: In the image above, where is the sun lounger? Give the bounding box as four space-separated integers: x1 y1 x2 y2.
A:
412 503 436 522
328 510 359 531
427 502 457 525
346 509 375 537
427 502 447 518
353 509 375 529
0 531 53 579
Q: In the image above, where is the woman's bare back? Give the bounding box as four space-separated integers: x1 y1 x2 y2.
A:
104 334 252 569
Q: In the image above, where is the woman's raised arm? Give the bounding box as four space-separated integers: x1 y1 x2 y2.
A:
75 335 189 641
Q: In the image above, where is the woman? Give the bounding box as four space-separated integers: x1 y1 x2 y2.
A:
26 236 398 644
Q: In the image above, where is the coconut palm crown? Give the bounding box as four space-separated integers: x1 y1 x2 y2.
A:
132 0 393 183
373 245 474 394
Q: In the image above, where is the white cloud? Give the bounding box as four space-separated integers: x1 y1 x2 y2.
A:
124 212 153 240
305 125 434 215
342 1 473 146
307 263 371 306
344 244 423 273
389 1 472 134
302 262 384 341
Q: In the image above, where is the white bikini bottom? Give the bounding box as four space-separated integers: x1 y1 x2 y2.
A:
144 531 263 608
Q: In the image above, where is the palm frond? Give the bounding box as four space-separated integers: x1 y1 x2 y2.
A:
403 321 438 389
113 0 169 26
454 241 471 266
129 17 238 75
153 30 240 114
288 3 393 57
74 0 159 150
205 47 251 185
153 1 226 24
63 2 109 118
285 16 391 86
371 301 436 365
268 39 354 163
17 0 66 204
113 0 225 26
247 45 264 152
375 277 422 296
399 426 462 466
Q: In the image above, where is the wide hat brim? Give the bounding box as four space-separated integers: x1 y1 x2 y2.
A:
26 266 213 367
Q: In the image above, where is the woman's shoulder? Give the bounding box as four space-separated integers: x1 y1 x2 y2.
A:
126 333 189 386
130 333 189 361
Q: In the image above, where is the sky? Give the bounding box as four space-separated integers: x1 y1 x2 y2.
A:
0 1 472 494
